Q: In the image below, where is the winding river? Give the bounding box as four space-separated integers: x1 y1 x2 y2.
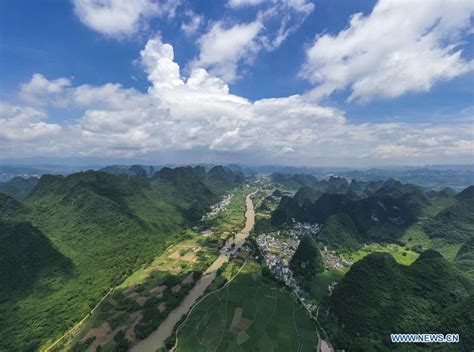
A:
131 190 257 352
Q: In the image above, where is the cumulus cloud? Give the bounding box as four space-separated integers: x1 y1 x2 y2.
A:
9 37 474 164
301 0 474 102
0 102 61 142
19 74 71 107
193 0 314 82
72 0 180 37
193 21 263 82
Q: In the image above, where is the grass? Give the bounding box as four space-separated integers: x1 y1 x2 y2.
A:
309 269 345 303
401 223 462 261
343 243 419 266
175 261 318 352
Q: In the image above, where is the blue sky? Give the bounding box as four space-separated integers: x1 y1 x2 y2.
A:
0 0 473 166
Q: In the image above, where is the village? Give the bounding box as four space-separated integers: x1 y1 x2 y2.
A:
200 193 234 221
255 221 353 311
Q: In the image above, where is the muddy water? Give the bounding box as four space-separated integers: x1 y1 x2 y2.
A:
131 191 257 352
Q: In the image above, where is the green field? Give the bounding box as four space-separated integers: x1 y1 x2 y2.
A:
64 187 253 351
309 269 345 303
176 261 318 352
203 187 251 239
343 243 419 266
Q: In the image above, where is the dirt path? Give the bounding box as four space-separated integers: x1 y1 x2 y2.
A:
131 190 258 352
42 288 114 352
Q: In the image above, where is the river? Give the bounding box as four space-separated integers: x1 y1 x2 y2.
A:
131 190 257 352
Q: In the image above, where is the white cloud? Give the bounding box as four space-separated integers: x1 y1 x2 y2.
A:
180 10 203 36
8 38 474 164
193 0 314 82
301 0 474 102
193 20 263 82
19 74 71 107
72 0 180 37
0 102 61 142
228 0 265 7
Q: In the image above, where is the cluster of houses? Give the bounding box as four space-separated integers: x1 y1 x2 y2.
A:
201 194 234 221
256 233 299 283
322 246 353 269
256 231 319 314
287 221 320 237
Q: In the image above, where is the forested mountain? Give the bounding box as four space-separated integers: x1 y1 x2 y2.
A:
0 166 244 351
99 164 157 177
0 176 38 199
290 234 324 279
271 179 428 244
423 186 474 243
326 250 473 351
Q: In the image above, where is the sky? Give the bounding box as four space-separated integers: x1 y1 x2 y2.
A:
0 0 473 167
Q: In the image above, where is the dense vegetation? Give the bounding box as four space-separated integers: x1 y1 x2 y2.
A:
0 166 243 351
317 213 360 250
271 179 428 244
290 235 324 279
269 175 474 350
326 250 473 351
423 186 474 243
0 176 38 199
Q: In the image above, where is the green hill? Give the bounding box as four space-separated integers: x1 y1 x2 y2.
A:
455 238 474 280
0 176 38 199
272 184 425 243
423 186 474 243
271 173 350 193
327 250 473 350
317 213 360 249
0 167 243 351
0 220 71 294
0 192 26 216
290 235 324 279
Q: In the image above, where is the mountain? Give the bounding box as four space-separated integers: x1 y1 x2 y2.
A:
0 220 71 294
290 235 324 279
339 167 474 190
99 164 157 177
0 192 26 216
455 238 474 280
327 250 473 351
0 166 243 351
271 181 426 243
423 185 474 243
317 213 360 249
456 185 474 201
271 173 350 193
0 176 38 199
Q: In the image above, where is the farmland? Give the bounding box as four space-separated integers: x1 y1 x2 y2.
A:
175 260 318 352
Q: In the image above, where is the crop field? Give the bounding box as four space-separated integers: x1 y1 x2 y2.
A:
176 261 318 352
203 187 250 240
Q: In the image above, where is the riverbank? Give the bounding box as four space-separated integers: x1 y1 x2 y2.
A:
131 191 257 351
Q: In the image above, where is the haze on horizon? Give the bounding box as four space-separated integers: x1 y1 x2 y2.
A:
0 0 473 166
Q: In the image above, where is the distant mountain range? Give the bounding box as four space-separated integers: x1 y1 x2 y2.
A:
1 163 473 189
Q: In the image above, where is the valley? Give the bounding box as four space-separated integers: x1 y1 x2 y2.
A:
0 166 473 352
